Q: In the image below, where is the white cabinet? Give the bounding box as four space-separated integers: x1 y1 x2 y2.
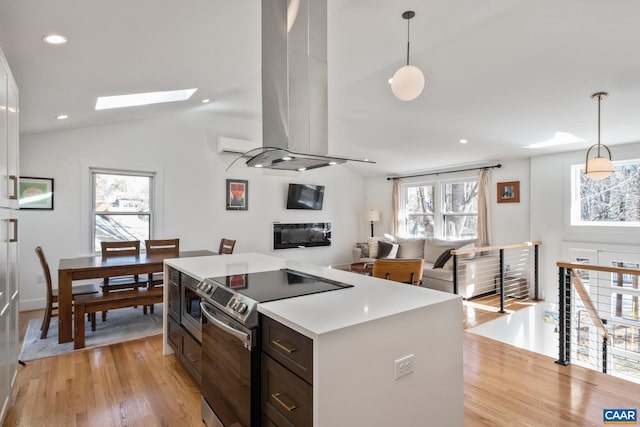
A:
0 46 19 425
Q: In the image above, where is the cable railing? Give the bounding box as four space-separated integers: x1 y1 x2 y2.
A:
451 241 541 309
556 261 640 383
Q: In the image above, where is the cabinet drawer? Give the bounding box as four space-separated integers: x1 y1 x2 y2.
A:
261 316 313 384
262 355 312 427
167 315 181 352
181 329 202 384
168 267 180 284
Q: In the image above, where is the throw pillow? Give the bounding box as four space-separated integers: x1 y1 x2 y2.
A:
355 242 370 258
433 247 455 269
377 241 399 259
368 237 380 258
396 238 425 259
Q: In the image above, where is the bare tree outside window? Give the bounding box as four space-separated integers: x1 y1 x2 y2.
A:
575 162 640 224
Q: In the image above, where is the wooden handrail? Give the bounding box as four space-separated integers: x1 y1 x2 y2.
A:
451 240 542 256
557 261 640 276
567 270 610 342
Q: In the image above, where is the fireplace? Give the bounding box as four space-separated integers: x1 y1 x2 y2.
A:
273 222 331 250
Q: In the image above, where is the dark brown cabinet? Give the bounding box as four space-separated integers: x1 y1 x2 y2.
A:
167 266 201 385
261 315 313 426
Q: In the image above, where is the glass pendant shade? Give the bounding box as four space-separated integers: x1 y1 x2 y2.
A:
585 150 613 180
391 65 425 101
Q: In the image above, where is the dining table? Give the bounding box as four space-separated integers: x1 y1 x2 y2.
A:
57 249 215 344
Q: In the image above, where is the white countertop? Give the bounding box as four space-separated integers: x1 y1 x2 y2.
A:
166 252 461 338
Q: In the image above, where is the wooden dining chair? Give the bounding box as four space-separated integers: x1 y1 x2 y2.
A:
35 246 99 339
144 238 179 314
218 238 236 255
100 240 147 320
372 259 425 286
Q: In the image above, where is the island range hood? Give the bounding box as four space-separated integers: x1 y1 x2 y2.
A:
228 0 373 172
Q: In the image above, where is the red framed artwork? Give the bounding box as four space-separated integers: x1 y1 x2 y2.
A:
226 179 248 210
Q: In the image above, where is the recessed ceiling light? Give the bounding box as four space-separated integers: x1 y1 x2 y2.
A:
298 167 307 171
328 161 338 165
42 34 68 45
95 88 198 110
56 114 68 120
388 78 393 84
459 139 468 144
254 164 263 168
282 156 292 161
202 99 210 103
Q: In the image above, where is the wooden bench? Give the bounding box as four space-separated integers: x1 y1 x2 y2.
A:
73 287 163 349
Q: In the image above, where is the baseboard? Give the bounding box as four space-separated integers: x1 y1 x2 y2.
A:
19 298 46 312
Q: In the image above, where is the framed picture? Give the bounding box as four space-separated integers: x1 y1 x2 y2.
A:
497 181 520 203
226 179 248 210
19 177 54 210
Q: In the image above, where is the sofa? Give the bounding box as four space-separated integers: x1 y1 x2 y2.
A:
353 236 497 298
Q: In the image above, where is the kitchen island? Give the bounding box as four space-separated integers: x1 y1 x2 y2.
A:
163 253 463 426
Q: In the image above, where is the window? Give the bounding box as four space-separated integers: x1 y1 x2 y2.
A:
571 160 640 226
402 179 478 239
92 170 153 252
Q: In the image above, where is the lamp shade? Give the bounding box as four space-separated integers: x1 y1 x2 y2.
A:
391 65 425 101
586 156 613 180
368 209 381 222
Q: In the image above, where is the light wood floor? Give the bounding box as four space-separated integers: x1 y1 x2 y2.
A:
5 307 640 426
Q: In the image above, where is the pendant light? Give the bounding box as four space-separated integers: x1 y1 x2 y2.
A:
585 92 614 180
391 11 425 101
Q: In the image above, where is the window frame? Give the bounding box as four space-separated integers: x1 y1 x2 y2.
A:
400 176 479 240
90 168 155 253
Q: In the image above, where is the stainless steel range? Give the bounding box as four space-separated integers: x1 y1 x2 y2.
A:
196 268 352 427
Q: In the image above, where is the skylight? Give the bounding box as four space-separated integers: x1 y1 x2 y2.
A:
525 131 585 149
95 88 197 110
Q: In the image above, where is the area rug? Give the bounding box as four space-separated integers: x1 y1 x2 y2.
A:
19 305 164 361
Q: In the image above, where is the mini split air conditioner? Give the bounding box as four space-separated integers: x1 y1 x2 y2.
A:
216 137 260 154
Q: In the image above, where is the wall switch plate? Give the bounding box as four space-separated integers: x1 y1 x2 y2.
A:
394 354 414 380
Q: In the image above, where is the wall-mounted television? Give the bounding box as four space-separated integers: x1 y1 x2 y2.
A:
286 183 325 210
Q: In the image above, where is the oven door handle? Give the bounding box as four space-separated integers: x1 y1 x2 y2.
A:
200 302 252 348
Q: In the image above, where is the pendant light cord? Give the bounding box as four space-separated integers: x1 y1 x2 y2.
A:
597 94 602 157
406 17 411 66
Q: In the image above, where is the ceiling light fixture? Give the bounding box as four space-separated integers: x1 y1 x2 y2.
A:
585 91 613 180
391 11 425 101
42 34 68 45
95 88 197 110
459 139 468 144
56 114 68 120
201 99 210 103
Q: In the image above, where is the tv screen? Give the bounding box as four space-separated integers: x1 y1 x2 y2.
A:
286 183 325 210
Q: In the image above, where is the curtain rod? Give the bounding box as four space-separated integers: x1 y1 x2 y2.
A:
386 163 502 180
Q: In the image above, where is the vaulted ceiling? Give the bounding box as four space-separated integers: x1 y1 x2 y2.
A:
1 0 640 177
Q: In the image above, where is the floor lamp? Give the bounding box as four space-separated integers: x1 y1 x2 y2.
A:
368 210 380 237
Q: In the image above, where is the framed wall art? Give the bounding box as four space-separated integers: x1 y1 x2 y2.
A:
19 177 54 210
226 179 248 210
497 181 520 203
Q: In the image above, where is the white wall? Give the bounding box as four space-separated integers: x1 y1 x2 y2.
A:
531 141 640 303
19 111 366 310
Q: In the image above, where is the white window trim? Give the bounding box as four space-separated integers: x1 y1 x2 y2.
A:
81 161 164 254
570 158 640 228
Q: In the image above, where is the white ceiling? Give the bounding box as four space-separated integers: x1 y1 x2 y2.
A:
1 0 640 177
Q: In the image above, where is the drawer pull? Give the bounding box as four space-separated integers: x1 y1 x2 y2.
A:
8 175 18 200
272 392 297 412
186 353 199 363
272 339 296 354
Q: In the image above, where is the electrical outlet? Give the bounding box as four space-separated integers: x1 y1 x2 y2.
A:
394 354 414 380
36 273 44 284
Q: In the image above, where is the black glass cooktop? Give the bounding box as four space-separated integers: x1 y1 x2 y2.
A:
208 268 352 303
